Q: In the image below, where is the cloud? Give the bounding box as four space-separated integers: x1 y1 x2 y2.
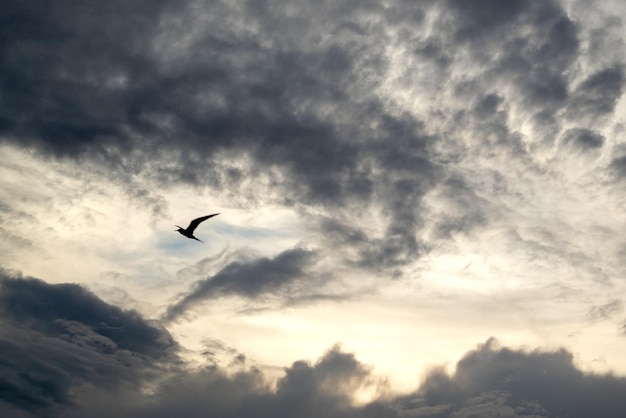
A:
560 128 605 152
3 275 626 418
567 65 625 122
442 0 580 101
0 270 179 413
587 299 624 322
14 335 626 418
0 0 622 279
0 0 178 155
396 338 626 417
0 0 447 272
3 2 626 414
70 344 384 418
164 247 318 322
610 155 626 180
3 0 623 277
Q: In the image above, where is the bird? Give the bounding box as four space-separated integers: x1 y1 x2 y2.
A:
175 213 219 242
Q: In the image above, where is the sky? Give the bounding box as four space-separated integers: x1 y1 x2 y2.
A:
1 0 626 416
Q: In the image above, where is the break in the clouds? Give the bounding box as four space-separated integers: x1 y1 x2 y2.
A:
2 0 626 415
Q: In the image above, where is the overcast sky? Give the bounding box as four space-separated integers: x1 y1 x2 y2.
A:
1 0 626 416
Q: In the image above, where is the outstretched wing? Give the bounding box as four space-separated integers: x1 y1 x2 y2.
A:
186 213 219 233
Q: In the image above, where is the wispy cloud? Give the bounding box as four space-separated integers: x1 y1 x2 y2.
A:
164 247 318 322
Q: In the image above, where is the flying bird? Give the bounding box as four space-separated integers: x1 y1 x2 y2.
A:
175 213 219 242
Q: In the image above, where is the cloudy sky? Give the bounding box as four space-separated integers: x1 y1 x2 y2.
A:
1 0 626 416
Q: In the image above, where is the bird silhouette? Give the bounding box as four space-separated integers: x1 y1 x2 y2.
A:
175 213 219 242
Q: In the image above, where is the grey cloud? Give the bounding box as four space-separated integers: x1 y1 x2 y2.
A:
271 345 373 416
77 345 385 418
0 272 176 359
319 217 369 248
124 185 170 223
395 338 626 417
199 338 245 365
473 94 504 119
437 0 582 145
560 128 605 152
0 270 179 413
0 0 605 268
0 0 177 156
165 247 317 322
409 0 585 191
567 66 625 122
0 0 446 272
587 299 624 322
5 304 626 418
586 13 626 68
25 338 626 418
609 155 626 180
526 110 560 148
316 215 424 273
1 0 624 274
445 0 529 39
428 176 491 240
445 0 580 68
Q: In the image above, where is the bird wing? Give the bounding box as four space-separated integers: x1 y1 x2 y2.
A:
186 213 219 233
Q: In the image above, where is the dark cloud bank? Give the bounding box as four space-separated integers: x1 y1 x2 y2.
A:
0 270 179 417
2 271 626 417
4 0 623 274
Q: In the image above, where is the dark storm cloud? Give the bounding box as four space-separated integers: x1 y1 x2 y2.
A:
165 248 317 322
0 270 179 413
